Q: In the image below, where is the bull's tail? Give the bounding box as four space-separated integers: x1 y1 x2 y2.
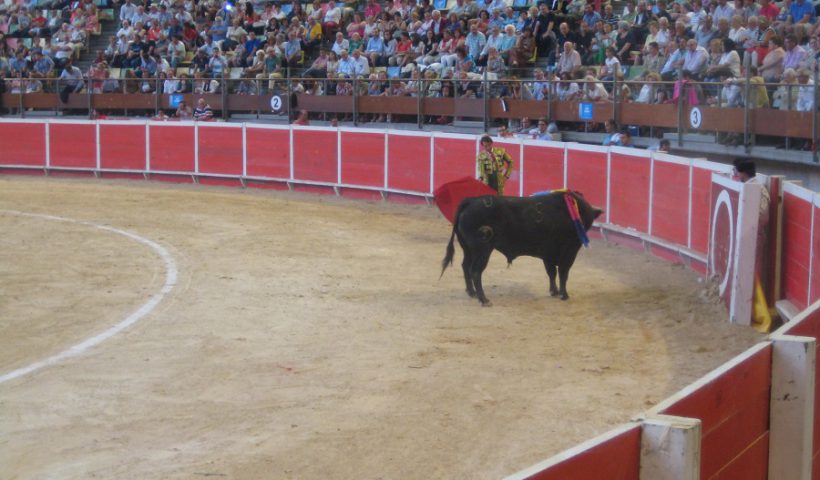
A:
440 200 469 279
440 225 457 279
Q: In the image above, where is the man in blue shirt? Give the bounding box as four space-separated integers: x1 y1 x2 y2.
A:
208 16 228 43
789 0 816 24
465 23 486 61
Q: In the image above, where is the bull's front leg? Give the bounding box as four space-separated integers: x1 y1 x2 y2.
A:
557 250 579 301
543 260 558 297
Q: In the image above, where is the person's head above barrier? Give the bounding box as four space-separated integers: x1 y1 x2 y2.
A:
733 159 757 182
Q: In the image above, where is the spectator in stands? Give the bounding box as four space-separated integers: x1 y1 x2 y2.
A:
351 49 370 77
583 74 610 101
303 17 322 57
510 27 535 68
557 41 582 75
323 0 342 38
209 48 229 78
642 41 665 73
682 38 709 78
759 35 785 82
600 46 621 82
193 97 213 120
331 31 349 56
789 0 816 25
282 30 302 71
58 58 84 103
193 71 220 93
303 48 329 78
337 48 356 77
796 67 815 111
614 20 636 62
30 50 55 83
635 71 664 103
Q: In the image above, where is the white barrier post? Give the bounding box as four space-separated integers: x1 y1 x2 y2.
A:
768 335 816 480
640 415 701 480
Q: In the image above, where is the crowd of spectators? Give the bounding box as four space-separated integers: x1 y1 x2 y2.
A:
1 0 819 122
0 0 107 93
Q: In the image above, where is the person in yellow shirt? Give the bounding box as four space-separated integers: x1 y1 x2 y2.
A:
476 135 513 195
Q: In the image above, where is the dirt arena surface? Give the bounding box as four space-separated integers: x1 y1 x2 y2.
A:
0 176 764 480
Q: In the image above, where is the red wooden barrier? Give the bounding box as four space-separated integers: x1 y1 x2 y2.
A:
387 132 430 193
49 122 96 169
99 123 146 172
782 186 814 311
340 129 384 188
148 123 195 177
813 200 820 305
0 122 45 167
521 143 564 196
292 128 338 184
565 146 607 214
658 345 772 480
432 135 476 190
197 124 243 178
609 149 650 233
516 425 641 480
690 164 716 254
650 155 690 247
779 304 820 479
245 125 290 180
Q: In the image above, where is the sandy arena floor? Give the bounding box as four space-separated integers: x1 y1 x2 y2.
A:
0 176 764 480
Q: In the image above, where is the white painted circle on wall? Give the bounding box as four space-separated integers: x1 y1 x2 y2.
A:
689 107 702 129
270 95 283 112
709 189 734 297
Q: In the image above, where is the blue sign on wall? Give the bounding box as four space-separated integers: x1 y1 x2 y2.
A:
169 94 184 108
579 102 593 121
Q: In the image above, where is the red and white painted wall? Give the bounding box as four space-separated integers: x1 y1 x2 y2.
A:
1 118 819 479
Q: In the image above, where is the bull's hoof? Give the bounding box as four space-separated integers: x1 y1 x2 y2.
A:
466 290 477 298
549 290 560 297
480 300 493 307
560 294 569 301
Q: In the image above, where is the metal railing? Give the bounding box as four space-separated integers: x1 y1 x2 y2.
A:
2 67 818 160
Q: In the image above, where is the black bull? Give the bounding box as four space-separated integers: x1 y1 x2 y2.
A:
441 192 603 306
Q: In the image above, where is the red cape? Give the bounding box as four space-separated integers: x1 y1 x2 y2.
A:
433 177 497 224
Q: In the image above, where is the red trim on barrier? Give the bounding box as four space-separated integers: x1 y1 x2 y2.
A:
782 191 812 311
522 426 641 480
609 152 650 233
341 131 385 188
690 166 714 254
149 124 195 173
100 124 146 171
198 126 243 176
387 133 430 193
650 159 689 246
292 129 337 184
659 345 772 479
522 144 564 195
49 123 96 169
566 149 607 211
433 136 478 190
0 123 45 166
245 127 290 180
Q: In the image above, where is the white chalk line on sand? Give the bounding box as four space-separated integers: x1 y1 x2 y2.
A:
0 210 178 384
